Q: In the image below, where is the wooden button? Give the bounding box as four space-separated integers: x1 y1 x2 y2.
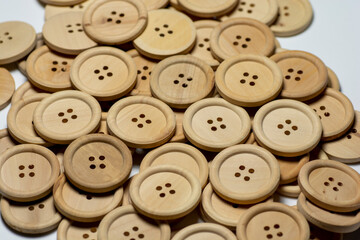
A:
297 193 360 233
215 54 283 107
0 68 15 110
53 174 123 222
236 202 310 240
122 175 134 206
97 112 109 135
33 90 102 144
64 134 132 193
1 194 62 234
170 110 186 143
308 225 343 240
271 0 313 37
210 18 275 61
142 0 169 10
133 9 196 60
140 143 208 188
43 12 97 55
57 219 99 240
0 129 17 156
278 153 309 185
26 45 73 92
178 0 238 18
310 146 329 161
70 46 137 101
271 50 328 101
130 165 201 220
327 67 340 91
276 181 301 198
7 93 50 145
210 144 280 204
83 0 148 45
298 160 360 213
150 55 215 109
11 81 46 105
98 205 171 240
253 99 322 157
45 0 95 20
172 222 237 240
0 144 60 202
107 96 176 148
322 111 360 163
308 88 355 141
17 32 44 76
40 0 86 6
0 21 36 65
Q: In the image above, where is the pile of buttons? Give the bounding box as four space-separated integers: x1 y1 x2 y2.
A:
0 0 359 239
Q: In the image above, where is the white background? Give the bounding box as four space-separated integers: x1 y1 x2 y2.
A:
0 0 359 239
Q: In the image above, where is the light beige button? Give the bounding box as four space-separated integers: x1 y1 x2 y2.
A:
130 165 201 220
26 46 73 92
11 81 46 105
308 88 355 141
327 67 340 91
141 0 169 10
210 18 275 61
70 46 137 101
271 0 313 37
43 12 97 55
122 175 134 206
0 68 15 110
53 174 123 222
33 90 102 144
215 54 283 107
278 153 309 184
150 55 215 109
0 21 36 65
134 9 196 60
298 160 360 213
83 0 148 45
40 0 86 5
107 96 176 148
172 223 237 240
178 0 238 18
276 181 301 198
0 144 60 202
271 50 328 101
45 0 95 20
0 129 17 156
17 32 44 76
170 110 186 143
236 202 310 240
253 99 322 157
57 219 99 240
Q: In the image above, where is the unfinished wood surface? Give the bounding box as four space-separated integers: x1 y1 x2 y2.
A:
122 175 134 206
169 110 186 143
172 222 237 240
308 225 343 240
17 33 44 76
0 129 17 156
97 112 109 135
178 0 237 18
11 81 46 105
40 0 86 6
0 68 15 110
57 219 100 240
45 0 95 20
142 0 169 10
276 181 301 198
277 153 309 184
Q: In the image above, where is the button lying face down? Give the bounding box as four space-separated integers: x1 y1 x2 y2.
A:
0 129 17 156
33 90 102 144
150 55 215 109
210 18 275 61
53 174 123 222
210 144 280 204
276 181 301 198
64 134 132 193
11 81 46 105
45 0 95 20
271 50 328 101
0 144 60 202
215 54 283 107
1 194 62 234
140 143 208 188
172 223 237 240
298 160 360 213
133 9 196 60
130 165 201 220
327 67 340 91
17 33 44 76
308 88 355 141
178 0 238 18
169 110 186 143
43 12 97 55
40 0 85 6
83 0 147 45
70 47 137 101
253 99 322 157
107 96 176 148
26 46 73 92
278 153 309 185
0 21 36 65
0 68 15 110
57 219 99 240
271 0 313 37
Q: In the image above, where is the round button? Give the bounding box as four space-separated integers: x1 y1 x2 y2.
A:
33 90 102 144
276 181 301 198
40 0 85 6
0 68 15 110
83 0 148 45
308 88 355 141
45 0 95 20
70 46 137 101
236 202 310 240
107 96 176 148
140 143 208 188
271 0 313 37
150 55 215 109
271 50 328 101
308 225 343 240
43 12 97 55
17 33 44 77
172 223 237 240
130 165 201 220
170 110 186 143
210 18 275 61
298 159 360 213
57 219 99 240
215 54 283 107
26 45 73 92
327 67 340 91
278 153 309 184
0 129 17 156
183 98 251 152
53 174 123 222
11 81 46 105
64 134 132 193
253 99 322 157
122 175 134 206
7 93 50 145
133 9 196 60
0 144 60 202
209 144 280 204
178 0 238 18
0 21 36 65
